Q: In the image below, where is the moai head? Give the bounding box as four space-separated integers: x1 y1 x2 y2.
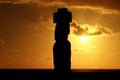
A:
53 8 72 24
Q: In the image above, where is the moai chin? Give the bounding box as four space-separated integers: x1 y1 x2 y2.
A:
53 8 72 71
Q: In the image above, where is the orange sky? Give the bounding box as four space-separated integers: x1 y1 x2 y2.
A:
0 0 120 69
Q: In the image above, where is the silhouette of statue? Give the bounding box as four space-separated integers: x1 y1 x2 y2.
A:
53 8 72 79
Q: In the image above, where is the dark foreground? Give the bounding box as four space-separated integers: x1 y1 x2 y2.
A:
1 69 120 80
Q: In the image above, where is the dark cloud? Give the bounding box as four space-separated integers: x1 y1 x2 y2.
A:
62 0 120 11
1 0 120 11
71 21 87 36
71 21 117 36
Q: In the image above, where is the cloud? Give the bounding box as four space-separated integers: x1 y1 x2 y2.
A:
71 21 86 36
2 0 120 13
62 0 120 11
71 20 118 36
39 17 55 30
0 0 67 7
0 39 5 45
68 6 120 15
1 0 120 15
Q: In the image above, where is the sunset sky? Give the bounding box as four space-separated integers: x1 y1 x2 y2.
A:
0 0 120 69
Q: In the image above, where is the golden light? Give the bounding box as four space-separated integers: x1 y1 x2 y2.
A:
80 36 88 42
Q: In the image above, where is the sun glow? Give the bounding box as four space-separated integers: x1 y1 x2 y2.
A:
80 36 88 42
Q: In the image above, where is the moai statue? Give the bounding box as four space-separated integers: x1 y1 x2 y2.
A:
53 8 72 71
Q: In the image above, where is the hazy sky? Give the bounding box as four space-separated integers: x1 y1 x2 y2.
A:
0 0 120 69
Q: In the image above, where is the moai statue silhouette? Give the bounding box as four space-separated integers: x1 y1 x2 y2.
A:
53 8 72 71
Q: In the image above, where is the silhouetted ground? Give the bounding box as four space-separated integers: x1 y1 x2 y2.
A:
1 69 120 80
